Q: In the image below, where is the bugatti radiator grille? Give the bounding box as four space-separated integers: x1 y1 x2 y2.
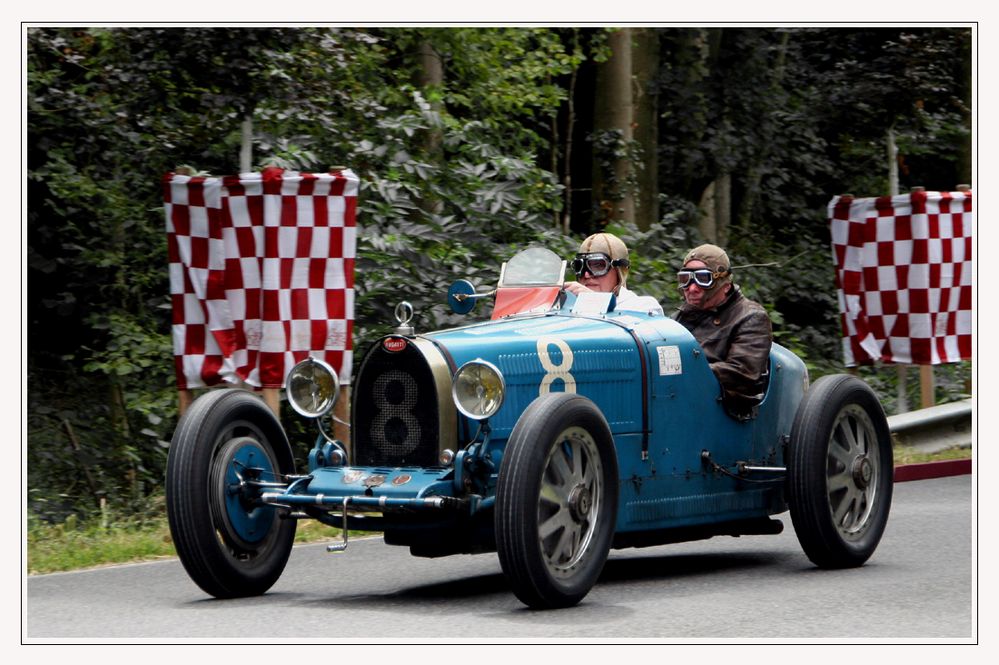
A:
352 341 443 467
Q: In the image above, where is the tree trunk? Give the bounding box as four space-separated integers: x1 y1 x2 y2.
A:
716 172 731 245
632 28 660 231
413 38 444 157
697 172 730 244
736 30 791 230
697 179 717 242
592 28 635 227
240 115 253 173
558 30 580 236
412 37 444 214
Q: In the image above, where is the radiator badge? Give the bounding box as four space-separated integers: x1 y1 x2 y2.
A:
364 474 386 488
392 474 412 486
343 470 365 484
383 337 408 353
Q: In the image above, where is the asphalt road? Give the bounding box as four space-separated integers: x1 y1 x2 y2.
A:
25 474 973 641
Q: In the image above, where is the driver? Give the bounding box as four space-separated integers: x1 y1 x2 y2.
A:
564 232 664 316
673 243 772 419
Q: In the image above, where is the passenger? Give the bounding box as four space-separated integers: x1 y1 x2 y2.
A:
564 232 664 316
674 243 773 419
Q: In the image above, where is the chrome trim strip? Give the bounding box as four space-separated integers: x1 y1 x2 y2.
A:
409 336 459 456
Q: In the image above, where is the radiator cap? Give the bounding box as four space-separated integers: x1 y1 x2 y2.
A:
393 301 415 336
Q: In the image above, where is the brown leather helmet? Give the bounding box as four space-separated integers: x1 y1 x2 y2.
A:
579 233 630 294
681 243 732 294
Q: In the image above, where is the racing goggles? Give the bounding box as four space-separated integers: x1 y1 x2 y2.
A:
571 252 629 278
677 268 726 289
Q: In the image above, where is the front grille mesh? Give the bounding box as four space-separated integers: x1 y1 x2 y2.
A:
352 342 440 467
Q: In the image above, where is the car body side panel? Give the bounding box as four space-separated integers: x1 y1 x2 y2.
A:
427 310 807 531
605 316 764 531
617 322 806 531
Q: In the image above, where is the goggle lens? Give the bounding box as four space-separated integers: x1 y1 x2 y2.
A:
572 254 613 277
677 269 717 289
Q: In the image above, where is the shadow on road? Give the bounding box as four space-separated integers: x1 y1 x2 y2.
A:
297 548 792 611
600 549 786 582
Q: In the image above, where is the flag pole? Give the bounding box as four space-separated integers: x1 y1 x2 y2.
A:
174 165 197 417
888 128 911 414
909 186 935 410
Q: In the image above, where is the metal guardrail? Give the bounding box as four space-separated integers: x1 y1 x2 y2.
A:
887 398 973 453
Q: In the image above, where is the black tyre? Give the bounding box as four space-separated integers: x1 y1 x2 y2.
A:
166 390 297 598
787 374 893 568
495 393 618 609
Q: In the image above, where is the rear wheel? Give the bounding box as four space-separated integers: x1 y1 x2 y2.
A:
166 390 297 598
787 374 893 568
495 393 618 609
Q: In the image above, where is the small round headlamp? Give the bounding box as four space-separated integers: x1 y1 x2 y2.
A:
451 360 506 421
286 357 340 418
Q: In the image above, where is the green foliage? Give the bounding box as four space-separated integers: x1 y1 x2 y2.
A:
404 28 584 148
350 107 571 342
27 362 174 522
589 128 644 215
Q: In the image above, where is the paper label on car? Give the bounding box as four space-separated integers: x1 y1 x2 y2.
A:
657 345 682 375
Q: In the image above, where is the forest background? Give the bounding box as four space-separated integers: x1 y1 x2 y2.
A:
26 26 973 525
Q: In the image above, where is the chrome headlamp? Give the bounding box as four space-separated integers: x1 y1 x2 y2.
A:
286 357 340 418
451 360 506 421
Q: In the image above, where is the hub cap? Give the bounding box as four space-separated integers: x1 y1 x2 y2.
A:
211 431 279 549
852 455 874 489
567 484 592 521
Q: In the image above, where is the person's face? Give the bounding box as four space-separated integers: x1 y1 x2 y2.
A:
680 259 725 309
578 262 619 293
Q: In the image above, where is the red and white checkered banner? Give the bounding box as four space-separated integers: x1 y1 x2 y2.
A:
164 167 358 389
829 190 972 367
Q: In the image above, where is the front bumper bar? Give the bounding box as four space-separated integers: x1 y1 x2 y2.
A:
259 493 461 510
259 492 466 553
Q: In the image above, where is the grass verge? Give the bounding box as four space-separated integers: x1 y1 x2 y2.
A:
26 513 357 575
893 445 972 466
28 445 972 575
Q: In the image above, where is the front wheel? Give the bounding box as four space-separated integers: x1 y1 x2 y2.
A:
787 374 893 568
495 393 618 609
166 389 297 598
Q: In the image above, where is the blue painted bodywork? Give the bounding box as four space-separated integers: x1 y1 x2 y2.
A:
286 297 807 544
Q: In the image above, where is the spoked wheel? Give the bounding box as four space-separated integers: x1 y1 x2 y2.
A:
495 393 618 609
787 374 893 568
166 390 297 598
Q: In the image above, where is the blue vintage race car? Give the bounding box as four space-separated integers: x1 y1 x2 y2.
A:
166 247 893 609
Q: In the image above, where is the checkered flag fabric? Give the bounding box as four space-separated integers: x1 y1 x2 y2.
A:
164 167 358 389
829 189 972 367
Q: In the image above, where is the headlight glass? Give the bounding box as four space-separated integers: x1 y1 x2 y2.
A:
452 360 505 421
287 357 339 418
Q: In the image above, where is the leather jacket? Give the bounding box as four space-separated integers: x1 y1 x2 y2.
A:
674 285 773 418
